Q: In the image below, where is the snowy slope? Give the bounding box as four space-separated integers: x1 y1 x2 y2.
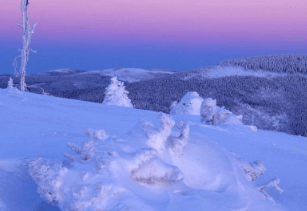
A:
81 68 175 82
0 89 306 211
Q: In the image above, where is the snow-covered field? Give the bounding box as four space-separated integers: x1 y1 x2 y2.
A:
0 88 306 211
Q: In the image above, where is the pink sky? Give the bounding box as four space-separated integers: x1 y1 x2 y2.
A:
2 0 307 45
1 0 307 72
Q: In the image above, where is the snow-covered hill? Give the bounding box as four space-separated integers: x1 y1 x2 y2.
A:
0 89 306 211
182 65 307 81
80 68 175 83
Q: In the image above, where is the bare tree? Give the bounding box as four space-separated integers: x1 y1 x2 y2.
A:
13 0 37 91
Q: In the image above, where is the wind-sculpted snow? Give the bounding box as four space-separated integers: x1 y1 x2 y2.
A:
28 112 283 211
1 89 306 210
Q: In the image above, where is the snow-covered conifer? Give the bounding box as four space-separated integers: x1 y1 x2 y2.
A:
103 77 133 107
7 78 14 91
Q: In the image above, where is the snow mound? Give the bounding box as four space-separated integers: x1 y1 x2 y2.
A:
28 113 283 211
170 92 204 115
2 89 306 211
171 93 244 127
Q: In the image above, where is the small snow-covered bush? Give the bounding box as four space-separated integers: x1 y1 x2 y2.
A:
200 98 216 123
169 121 190 156
131 158 184 185
28 158 66 206
259 178 284 201
27 119 189 210
240 159 283 201
147 113 175 153
170 92 204 115
200 98 243 126
242 160 266 182
84 128 109 141
94 130 109 140
103 77 133 108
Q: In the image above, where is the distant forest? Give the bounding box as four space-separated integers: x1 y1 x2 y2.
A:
220 55 307 74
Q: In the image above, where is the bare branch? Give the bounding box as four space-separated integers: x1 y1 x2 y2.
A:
29 49 37 53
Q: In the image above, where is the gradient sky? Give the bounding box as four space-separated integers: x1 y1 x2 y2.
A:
1 0 307 74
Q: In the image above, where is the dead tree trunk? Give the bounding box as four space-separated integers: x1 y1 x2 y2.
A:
14 0 37 91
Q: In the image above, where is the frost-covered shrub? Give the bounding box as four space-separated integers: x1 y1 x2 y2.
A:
212 107 232 125
169 121 190 156
258 178 284 201
170 92 204 115
28 158 66 206
27 117 189 210
103 77 133 108
147 113 175 153
84 128 109 141
240 159 283 201
216 113 243 126
242 160 266 182
200 98 216 123
199 98 243 126
130 158 184 185
94 130 109 140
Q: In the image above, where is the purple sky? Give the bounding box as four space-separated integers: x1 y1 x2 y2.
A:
1 0 307 73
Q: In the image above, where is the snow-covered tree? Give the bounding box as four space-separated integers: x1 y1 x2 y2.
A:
7 78 14 90
13 0 37 91
103 77 133 107
7 77 19 94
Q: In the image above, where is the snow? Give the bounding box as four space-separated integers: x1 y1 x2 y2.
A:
102 77 133 108
184 66 292 80
49 69 79 73
81 68 175 82
0 89 307 210
170 92 204 115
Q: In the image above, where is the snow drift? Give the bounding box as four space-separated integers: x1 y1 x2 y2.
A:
0 88 306 211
